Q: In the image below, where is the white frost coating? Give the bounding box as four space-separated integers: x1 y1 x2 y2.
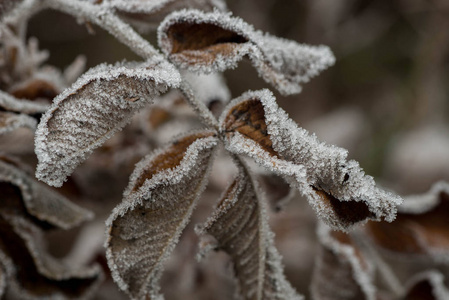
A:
404 270 449 300
0 112 37 134
312 223 376 300
398 181 449 215
105 131 218 300
104 0 227 14
198 161 303 300
35 59 181 187
220 89 402 231
0 90 49 114
0 158 94 229
104 0 228 33
158 9 335 95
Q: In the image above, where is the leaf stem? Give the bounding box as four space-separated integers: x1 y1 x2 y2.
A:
42 0 161 60
179 80 219 130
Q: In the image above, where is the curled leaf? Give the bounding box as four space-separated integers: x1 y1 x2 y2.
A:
311 223 375 300
105 131 218 300
0 90 49 114
0 111 37 134
35 59 181 187
0 214 102 300
220 89 402 231
366 181 449 262
0 157 93 230
197 161 303 300
403 270 449 300
158 9 335 95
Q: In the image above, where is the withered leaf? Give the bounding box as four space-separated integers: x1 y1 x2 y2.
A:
158 9 335 95
0 90 49 114
403 270 449 300
0 214 102 300
366 181 449 261
197 161 302 300
0 157 93 230
104 0 227 32
311 223 375 300
35 59 181 187
105 131 218 300
220 89 402 231
0 111 37 134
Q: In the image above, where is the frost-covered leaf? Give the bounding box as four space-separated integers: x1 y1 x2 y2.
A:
0 111 36 134
366 181 449 262
220 89 402 231
0 214 102 300
197 161 302 300
403 270 449 300
311 223 375 300
35 59 181 187
0 90 49 114
0 157 93 230
105 131 218 300
158 9 335 95
104 0 227 32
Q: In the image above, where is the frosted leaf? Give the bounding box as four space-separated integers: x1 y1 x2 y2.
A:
366 181 449 263
403 270 449 300
0 214 102 300
105 131 218 300
197 161 303 300
0 111 37 134
104 0 227 32
0 90 49 114
158 9 335 95
0 156 94 230
220 89 402 231
35 59 181 187
311 223 376 300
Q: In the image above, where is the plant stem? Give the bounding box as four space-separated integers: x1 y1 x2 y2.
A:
179 80 219 130
43 0 161 60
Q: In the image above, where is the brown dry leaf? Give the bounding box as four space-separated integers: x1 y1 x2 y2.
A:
0 157 93 230
105 131 218 300
365 181 449 262
8 78 60 100
0 214 102 300
35 59 181 187
0 111 36 134
197 160 303 300
158 9 334 95
402 270 449 300
311 223 375 300
220 89 401 231
104 0 227 32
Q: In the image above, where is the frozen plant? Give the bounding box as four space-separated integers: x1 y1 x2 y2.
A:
0 0 407 300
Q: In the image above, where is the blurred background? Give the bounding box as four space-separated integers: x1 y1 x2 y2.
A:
19 0 449 298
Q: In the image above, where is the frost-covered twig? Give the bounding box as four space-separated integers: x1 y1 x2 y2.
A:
43 0 162 60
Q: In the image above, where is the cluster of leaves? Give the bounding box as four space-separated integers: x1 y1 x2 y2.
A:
1 0 448 300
